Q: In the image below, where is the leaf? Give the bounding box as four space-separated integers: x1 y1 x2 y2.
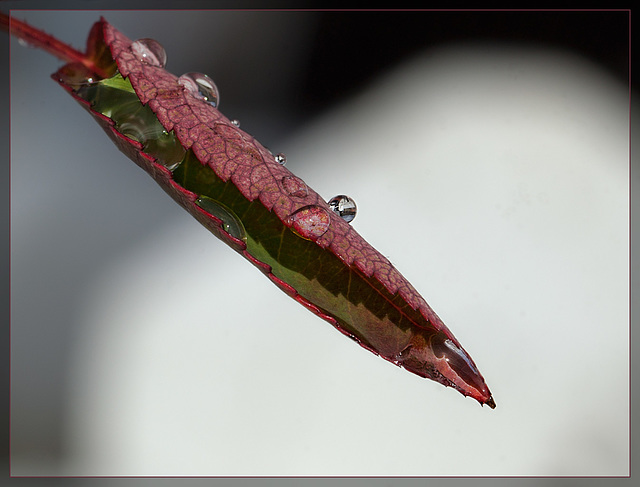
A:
7 14 495 408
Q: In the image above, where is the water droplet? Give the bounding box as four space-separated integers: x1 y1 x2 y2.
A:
196 196 246 241
18 38 35 49
111 99 162 143
229 119 240 127
275 153 286 165
143 129 186 171
131 38 167 68
281 176 308 198
393 345 413 366
74 75 100 88
287 205 331 240
178 72 219 107
328 195 357 223
430 331 484 391
55 63 99 88
117 115 148 144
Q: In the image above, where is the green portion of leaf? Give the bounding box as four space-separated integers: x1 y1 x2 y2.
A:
172 151 427 356
98 72 136 93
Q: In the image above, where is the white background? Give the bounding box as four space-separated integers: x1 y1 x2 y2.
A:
10 10 629 477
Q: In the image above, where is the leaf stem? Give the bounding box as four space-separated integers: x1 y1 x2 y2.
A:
1 12 94 70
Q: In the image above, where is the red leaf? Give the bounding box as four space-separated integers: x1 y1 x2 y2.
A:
8 14 495 408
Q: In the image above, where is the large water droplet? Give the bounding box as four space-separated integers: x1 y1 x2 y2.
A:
328 195 357 223
287 205 331 240
116 111 151 144
131 38 167 67
281 176 308 198
110 99 162 143
196 196 246 241
275 153 286 165
431 331 484 392
230 119 241 127
178 72 219 107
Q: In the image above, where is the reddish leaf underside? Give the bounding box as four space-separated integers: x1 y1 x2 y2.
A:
43 17 494 408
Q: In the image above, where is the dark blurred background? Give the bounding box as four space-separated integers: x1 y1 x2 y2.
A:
302 10 629 110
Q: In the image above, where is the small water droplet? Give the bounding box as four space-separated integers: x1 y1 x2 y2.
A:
230 119 241 127
131 38 167 68
287 205 331 240
393 345 413 366
178 72 220 107
144 129 186 171
275 153 286 165
328 195 357 223
281 176 308 198
18 38 35 48
76 75 100 87
196 196 246 241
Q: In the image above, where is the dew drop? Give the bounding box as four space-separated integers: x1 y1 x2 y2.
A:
275 153 287 165
393 345 413 366
143 129 186 171
55 63 99 89
131 38 167 68
281 176 308 198
196 196 246 241
230 119 241 127
112 101 163 145
178 72 220 107
18 38 35 49
74 75 100 88
287 205 331 240
116 115 149 144
328 195 357 223
430 331 485 392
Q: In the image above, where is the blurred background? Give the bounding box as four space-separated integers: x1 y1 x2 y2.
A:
4 5 632 483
